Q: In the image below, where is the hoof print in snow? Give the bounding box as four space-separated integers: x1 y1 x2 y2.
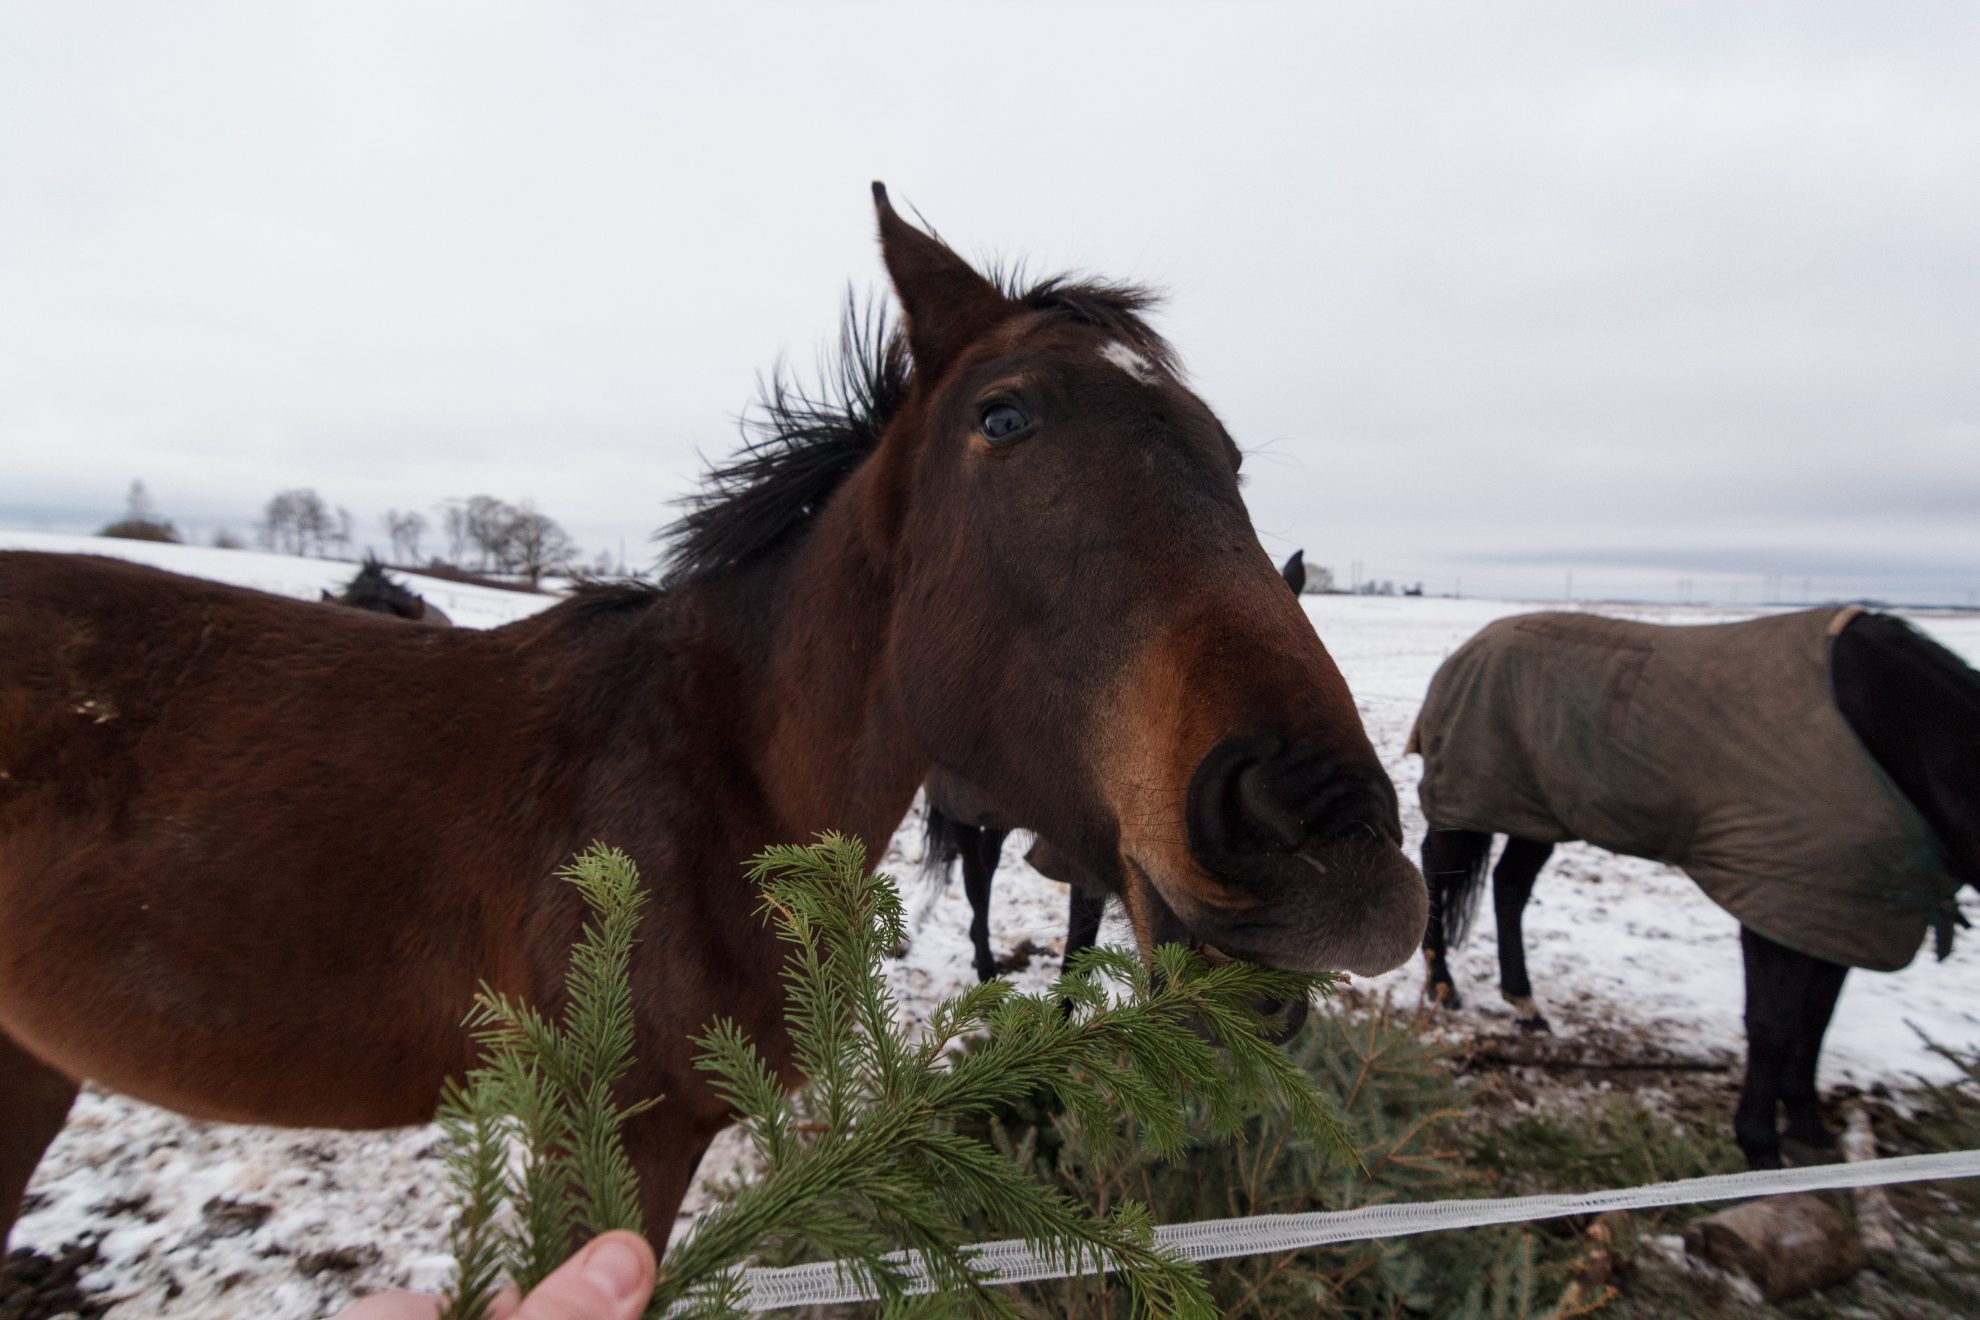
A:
196 1197 273 1241
85 1193 153 1221
297 1246 380 1278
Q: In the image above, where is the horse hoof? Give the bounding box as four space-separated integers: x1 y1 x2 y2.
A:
1741 1146 1785 1171
1427 982 1463 1011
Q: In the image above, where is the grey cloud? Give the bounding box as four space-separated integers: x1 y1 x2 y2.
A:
2 2 1975 602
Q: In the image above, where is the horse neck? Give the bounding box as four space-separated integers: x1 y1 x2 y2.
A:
1833 615 1980 881
692 469 926 856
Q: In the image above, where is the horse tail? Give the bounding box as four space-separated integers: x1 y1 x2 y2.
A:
1424 827 1493 949
921 799 966 886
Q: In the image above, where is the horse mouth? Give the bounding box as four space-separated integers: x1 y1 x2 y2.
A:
1198 941 1312 1045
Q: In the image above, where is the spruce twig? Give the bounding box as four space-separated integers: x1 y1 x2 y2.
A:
434 1078 509 1320
660 833 1346 1316
438 844 653 1316
440 835 1350 1318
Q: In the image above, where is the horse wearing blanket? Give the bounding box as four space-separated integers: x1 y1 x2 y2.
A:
1413 606 1977 1168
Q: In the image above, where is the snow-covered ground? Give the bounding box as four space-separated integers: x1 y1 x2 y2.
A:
0 530 558 630
6 532 1978 1316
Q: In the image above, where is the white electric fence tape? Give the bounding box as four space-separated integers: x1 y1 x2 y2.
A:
705 1148 1980 1312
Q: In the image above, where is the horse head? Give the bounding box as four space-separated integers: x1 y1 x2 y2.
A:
867 186 1426 986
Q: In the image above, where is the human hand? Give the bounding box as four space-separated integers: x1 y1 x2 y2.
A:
334 1230 656 1320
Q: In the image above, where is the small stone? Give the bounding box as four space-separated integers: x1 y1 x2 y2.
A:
1685 1193 1863 1302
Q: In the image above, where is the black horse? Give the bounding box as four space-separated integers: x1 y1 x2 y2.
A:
922 770 1110 982
322 557 451 625
925 551 1314 980
1281 550 1306 596
1415 607 1977 1168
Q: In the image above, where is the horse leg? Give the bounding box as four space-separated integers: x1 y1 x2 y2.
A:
1492 837 1554 1032
1062 883 1106 974
962 827 1008 982
1420 828 1484 1010
1735 924 1811 1169
0 1031 80 1249
1779 956 1850 1163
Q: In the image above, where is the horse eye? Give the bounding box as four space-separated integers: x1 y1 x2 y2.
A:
979 402 1032 445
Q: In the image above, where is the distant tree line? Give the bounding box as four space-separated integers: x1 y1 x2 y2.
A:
258 488 354 559
98 479 599 587
267 489 585 585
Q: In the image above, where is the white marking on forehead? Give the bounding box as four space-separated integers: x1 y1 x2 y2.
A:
1099 339 1161 384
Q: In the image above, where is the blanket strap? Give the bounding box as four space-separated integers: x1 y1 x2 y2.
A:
1825 603 1868 636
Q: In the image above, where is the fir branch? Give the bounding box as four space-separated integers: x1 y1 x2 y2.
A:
440 833 1352 1318
439 842 655 1313
502 1054 579 1289
435 1079 509 1320
659 833 1341 1315
555 846 651 1240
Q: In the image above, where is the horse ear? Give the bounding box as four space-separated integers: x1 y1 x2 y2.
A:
872 182 1009 379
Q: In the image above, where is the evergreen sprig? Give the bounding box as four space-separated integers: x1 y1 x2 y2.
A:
438 845 653 1317
439 836 1353 1319
659 833 1349 1317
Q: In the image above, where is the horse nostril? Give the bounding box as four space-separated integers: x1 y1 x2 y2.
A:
1186 734 1288 856
1188 734 1400 862
1235 760 1307 850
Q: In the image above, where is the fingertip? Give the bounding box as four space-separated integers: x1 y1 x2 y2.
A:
578 1231 656 1304
333 1293 445 1320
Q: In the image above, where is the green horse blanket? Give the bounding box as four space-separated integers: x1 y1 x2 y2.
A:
1413 606 1957 971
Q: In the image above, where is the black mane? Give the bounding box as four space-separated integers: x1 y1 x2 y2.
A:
1001 271 1175 373
663 295 905 585
660 276 1168 584
555 577 665 619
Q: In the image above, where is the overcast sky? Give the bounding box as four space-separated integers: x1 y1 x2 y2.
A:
3 2 1975 603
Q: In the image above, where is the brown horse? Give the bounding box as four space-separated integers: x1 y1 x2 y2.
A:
924 550 1319 982
0 185 1427 1246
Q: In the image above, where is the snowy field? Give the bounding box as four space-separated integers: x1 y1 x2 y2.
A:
5 531 1978 1316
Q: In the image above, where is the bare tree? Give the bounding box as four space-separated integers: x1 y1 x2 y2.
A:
436 502 469 566
428 494 580 581
464 495 517 571
506 504 579 586
383 509 426 565
259 488 334 557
